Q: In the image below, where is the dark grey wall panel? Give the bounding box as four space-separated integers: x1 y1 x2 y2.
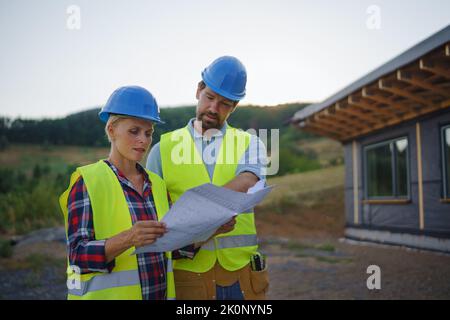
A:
342 109 450 233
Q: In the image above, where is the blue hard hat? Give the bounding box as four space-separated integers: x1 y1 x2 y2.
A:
201 56 247 101
98 86 164 124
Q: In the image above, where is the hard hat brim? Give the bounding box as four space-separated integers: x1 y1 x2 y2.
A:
98 111 165 124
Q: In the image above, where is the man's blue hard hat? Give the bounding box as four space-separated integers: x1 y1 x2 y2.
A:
98 86 164 124
201 56 247 101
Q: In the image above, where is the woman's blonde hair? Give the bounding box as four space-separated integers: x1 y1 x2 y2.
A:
105 114 128 142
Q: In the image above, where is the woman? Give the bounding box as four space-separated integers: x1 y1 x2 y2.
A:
59 86 177 300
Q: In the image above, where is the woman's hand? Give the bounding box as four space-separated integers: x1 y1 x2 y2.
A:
126 221 167 248
105 220 167 263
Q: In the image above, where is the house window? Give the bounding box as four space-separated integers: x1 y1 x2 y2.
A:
364 137 409 199
442 125 450 199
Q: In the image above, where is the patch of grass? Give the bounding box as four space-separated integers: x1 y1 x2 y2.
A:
23 272 41 288
258 166 345 218
0 144 111 235
294 252 312 258
315 256 353 264
314 244 335 252
0 239 13 258
25 253 49 273
285 241 313 252
284 241 335 253
25 253 65 273
297 138 344 167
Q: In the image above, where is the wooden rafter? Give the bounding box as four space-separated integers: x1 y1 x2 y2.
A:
441 98 450 108
335 101 377 124
314 113 353 133
305 118 345 138
378 79 437 108
324 108 365 131
396 70 450 98
327 107 372 130
344 102 450 141
361 87 412 114
419 59 450 79
294 41 450 142
348 95 398 119
300 125 342 140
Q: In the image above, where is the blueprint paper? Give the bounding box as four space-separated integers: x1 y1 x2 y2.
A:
133 183 273 254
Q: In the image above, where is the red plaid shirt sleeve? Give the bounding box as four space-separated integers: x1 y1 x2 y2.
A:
66 176 115 274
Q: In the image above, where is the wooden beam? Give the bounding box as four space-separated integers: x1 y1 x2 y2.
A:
446 44 450 57
330 108 372 126
342 101 450 141
420 59 450 79
441 98 450 108
396 70 450 98
352 140 359 225
348 94 399 119
313 114 361 135
322 106 359 128
362 87 413 114
378 79 436 107
335 102 377 124
305 118 346 137
416 122 425 230
333 102 374 127
298 123 341 140
314 113 354 133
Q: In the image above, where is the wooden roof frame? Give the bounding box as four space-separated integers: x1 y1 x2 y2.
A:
290 26 450 142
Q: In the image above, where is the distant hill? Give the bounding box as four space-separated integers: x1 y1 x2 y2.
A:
0 103 314 147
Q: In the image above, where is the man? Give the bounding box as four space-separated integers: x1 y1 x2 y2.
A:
147 56 269 300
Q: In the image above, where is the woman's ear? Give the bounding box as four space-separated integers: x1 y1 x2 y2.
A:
107 123 115 141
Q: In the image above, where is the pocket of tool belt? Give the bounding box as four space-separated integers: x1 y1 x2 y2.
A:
249 266 269 294
174 270 208 300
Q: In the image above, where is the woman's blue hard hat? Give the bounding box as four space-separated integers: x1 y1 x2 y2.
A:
98 86 164 124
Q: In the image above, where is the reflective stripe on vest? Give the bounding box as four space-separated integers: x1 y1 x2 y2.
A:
68 269 140 296
160 126 259 273
59 160 176 299
201 234 258 251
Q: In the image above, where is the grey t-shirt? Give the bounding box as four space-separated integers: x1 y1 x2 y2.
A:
146 118 268 181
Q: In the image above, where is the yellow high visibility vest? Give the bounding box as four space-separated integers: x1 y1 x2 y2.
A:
59 160 175 300
160 125 258 273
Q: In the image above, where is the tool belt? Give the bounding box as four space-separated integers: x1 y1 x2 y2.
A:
174 261 269 300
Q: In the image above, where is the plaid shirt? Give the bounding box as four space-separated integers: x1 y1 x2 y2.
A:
67 160 196 300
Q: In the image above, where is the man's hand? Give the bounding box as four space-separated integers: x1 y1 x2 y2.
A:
193 217 237 249
213 216 236 236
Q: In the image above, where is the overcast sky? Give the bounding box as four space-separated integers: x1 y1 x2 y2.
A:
0 0 449 119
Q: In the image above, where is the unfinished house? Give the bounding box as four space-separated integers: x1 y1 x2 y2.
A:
290 25 450 253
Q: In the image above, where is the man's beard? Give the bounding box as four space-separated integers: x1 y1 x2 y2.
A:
199 112 220 130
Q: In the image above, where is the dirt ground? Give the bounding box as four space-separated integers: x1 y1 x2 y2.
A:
1 228 450 300
261 236 450 299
